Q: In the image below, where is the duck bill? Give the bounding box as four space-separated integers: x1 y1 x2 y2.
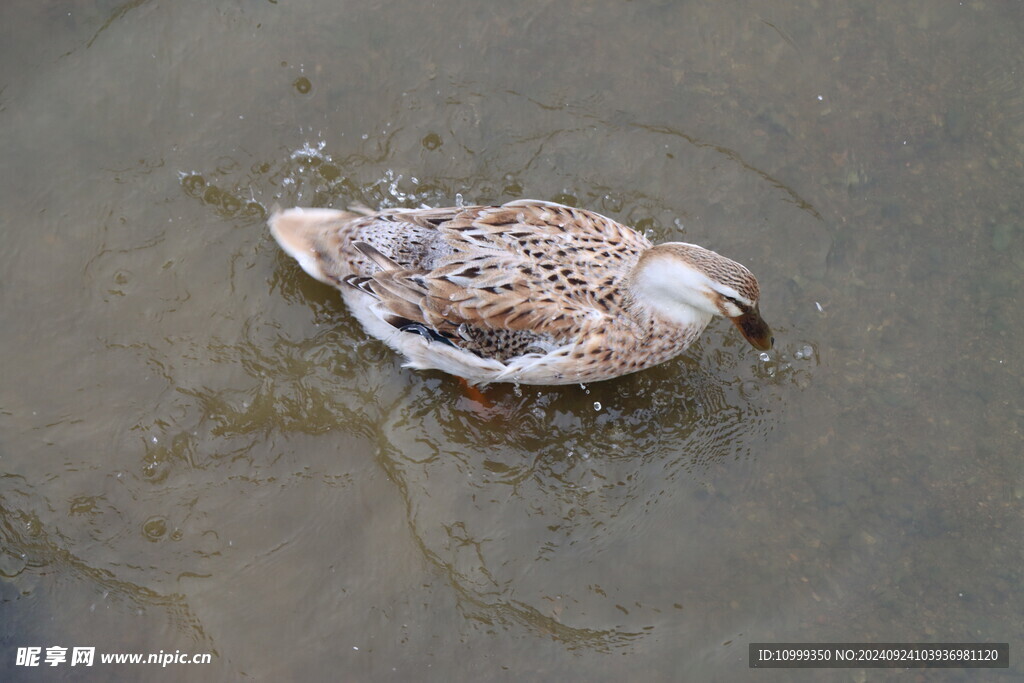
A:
732 309 773 351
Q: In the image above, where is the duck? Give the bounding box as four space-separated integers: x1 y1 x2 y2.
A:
269 199 772 386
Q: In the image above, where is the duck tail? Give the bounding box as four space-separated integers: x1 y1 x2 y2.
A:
268 207 359 284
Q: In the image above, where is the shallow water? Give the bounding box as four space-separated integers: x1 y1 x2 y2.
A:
2 1 1022 680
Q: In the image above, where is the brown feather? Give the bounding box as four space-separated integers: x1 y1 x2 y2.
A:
334 201 653 359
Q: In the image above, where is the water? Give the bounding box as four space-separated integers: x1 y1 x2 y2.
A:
2 1 1022 681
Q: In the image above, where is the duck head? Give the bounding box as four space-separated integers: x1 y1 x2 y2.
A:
629 242 773 351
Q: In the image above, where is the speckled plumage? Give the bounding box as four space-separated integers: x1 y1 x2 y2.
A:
269 199 772 385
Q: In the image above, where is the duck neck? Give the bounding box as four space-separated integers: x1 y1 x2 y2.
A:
627 251 717 331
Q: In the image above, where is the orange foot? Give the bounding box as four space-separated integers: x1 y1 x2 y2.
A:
458 376 492 407
456 378 525 421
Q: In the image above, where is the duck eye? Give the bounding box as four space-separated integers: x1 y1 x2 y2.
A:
722 295 746 312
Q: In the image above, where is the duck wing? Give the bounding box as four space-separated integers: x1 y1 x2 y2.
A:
345 200 652 360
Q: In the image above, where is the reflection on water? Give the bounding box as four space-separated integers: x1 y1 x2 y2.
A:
372 365 781 651
0 496 211 657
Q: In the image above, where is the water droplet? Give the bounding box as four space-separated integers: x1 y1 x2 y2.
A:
142 517 168 541
421 133 442 150
759 352 771 362
593 402 602 411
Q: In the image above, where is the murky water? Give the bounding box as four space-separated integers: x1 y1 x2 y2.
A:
2 1 1022 680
